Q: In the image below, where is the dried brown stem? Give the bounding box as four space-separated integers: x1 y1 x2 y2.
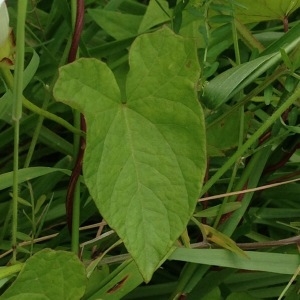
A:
191 235 300 250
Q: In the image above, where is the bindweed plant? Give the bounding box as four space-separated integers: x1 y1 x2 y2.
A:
0 1 300 299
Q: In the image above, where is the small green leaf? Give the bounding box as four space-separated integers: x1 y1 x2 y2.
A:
0 249 86 300
280 119 300 134
194 202 241 218
16 232 32 242
138 0 171 33
207 110 253 152
287 107 298 126
264 84 273 105
285 75 298 93
88 9 143 40
16 196 32 207
54 27 206 281
34 195 47 215
207 144 225 157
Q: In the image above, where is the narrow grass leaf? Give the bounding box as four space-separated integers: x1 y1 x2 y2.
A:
203 33 300 109
0 167 71 191
261 22 300 56
87 259 143 300
194 202 241 218
170 248 299 275
23 48 39 89
16 232 32 242
0 91 13 122
202 53 276 109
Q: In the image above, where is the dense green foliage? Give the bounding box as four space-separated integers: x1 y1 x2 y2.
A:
0 0 300 299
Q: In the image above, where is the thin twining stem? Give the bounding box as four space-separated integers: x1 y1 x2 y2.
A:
199 176 300 202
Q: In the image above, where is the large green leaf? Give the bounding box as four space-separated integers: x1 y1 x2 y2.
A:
0 249 86 300
235 0 300 23
53 27 206 281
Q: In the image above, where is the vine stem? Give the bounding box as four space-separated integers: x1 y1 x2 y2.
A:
11 0 28 263
67 0 85 254
200 83 300 196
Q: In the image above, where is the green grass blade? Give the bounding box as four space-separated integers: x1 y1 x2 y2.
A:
170 248 299 275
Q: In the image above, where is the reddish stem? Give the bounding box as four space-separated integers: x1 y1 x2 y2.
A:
68 0 85 63
283 15 289 33
66 115 86 231
66 0 86 231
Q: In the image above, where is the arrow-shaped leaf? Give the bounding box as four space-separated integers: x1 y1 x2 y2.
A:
53 27 206 281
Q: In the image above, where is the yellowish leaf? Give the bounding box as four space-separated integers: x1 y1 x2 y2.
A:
201 224 248 258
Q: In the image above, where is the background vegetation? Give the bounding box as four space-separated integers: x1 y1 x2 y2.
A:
0 0 300 299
